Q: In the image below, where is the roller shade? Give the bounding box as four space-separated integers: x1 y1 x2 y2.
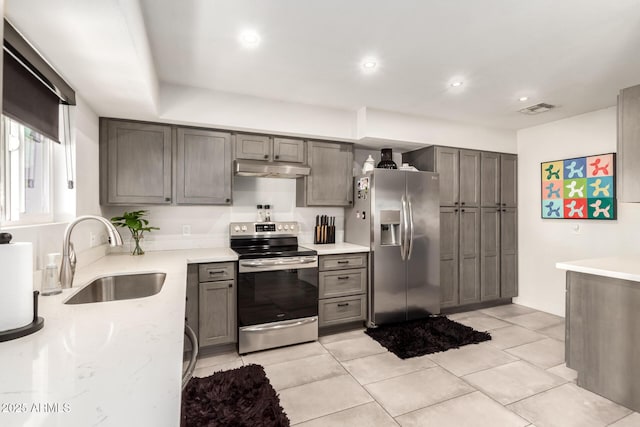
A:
2 19 76 142
3 51 60 141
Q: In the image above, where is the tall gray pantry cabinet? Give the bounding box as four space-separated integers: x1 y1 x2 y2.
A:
403 146 517 309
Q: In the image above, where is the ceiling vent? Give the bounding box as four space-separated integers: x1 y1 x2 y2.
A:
519 103 556 115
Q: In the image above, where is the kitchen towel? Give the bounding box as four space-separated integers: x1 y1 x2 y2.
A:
0 242 34 331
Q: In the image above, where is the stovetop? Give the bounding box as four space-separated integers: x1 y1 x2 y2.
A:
229 221 317 259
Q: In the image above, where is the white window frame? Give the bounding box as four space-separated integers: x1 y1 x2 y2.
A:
0 116 54 226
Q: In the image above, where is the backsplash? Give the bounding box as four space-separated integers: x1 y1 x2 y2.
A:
101 176 345 251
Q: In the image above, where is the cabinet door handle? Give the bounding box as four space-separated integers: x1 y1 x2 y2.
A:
165 197 171 202
454 209 459 213
337 303 350 307
502 209 506 212
461 202 466 205
337 260 349 264
501 203 506 206
208 270 226 275
461 209 466 212
225 198 231 203
496 208 501 212
228 283 233 288
264 154 269 159
275 155 279 160
454 202 459 205
337 276 350 280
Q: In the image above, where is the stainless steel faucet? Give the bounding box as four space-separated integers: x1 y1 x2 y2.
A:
60 215 123 288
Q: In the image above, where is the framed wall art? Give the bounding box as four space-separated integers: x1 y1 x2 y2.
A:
541 153 616 220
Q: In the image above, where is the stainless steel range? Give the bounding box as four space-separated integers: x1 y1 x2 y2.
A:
230 222 318 354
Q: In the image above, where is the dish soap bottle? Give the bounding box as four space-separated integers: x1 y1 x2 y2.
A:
41 253 61 296
264 205 272 222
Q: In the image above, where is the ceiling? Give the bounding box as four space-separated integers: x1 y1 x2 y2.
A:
6 0 640 133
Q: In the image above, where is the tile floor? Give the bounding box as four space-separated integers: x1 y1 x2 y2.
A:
192 304 639 426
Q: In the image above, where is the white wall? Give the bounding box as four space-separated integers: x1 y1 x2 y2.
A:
101 177 344 251
516 106 640 316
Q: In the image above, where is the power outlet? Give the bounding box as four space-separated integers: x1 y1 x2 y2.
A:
182 225 191 236
89 232 97 247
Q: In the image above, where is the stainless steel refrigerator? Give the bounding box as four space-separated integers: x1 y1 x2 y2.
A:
345 169 440 326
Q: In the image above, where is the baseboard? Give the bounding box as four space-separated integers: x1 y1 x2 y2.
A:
440 298 513 315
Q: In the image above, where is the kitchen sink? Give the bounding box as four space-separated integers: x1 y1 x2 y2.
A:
65 272 166 305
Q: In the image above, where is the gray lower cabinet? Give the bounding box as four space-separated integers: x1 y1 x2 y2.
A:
176 128 232 205
297 141 354 207
459 208 481 305
318 253 367 327
196 262 237 347
440 207 459 308
618 84 640 202
480 208 501 301
500 208 518 298
100 119 172 205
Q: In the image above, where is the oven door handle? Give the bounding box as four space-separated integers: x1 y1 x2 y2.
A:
242 317 318 332
240 258 316 267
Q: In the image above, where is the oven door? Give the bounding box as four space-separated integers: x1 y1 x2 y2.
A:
238 256 318 327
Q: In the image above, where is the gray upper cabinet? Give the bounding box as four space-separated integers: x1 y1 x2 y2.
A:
234 134 306 163
618 84 640 202
459 207 481 305
100 119 172 205
480 207 500 301
297 141 354 206
459 150 481 207
273 137 305 163
434 147 459 206
500 208 518 298
500 154 518 207
481 152 500 207
440 207 459 308
234 133 271 160
176 128 232 205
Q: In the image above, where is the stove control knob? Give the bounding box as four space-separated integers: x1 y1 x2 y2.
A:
241 225 247 232
290 224 296 230
234 226 240 232
277 225 283 230
284 224 289 230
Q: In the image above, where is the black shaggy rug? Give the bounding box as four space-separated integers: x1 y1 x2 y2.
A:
181 364 290 427
365 316 492 359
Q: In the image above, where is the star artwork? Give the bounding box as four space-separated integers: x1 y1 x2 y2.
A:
541 153 616 220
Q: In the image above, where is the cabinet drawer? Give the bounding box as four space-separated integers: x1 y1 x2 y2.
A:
319 295 366 327
198 262 235 282
319 253 367 271
319 268 366 298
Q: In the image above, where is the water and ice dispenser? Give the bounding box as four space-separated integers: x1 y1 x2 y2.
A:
380 210 401 246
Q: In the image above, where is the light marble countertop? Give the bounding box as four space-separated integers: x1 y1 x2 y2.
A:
556 255 640 282
300 242 370 255
0 248 237 427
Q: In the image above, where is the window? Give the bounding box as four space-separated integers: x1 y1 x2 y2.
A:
1 116 53 224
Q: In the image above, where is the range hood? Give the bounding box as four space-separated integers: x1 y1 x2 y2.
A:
234 160 310 178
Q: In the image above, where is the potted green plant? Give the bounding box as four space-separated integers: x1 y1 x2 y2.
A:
110 210 159 255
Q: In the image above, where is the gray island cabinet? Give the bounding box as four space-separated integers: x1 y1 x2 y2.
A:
558 258 640 412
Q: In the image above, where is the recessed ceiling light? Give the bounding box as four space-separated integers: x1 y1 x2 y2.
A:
450 81 463 87
519 96 529 102
361 60 378 71
239 30 261 47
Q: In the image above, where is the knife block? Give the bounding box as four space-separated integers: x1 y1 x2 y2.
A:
314 225 335 244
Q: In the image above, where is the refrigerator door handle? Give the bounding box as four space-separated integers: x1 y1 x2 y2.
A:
400 195 408 260
407 198 415 260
